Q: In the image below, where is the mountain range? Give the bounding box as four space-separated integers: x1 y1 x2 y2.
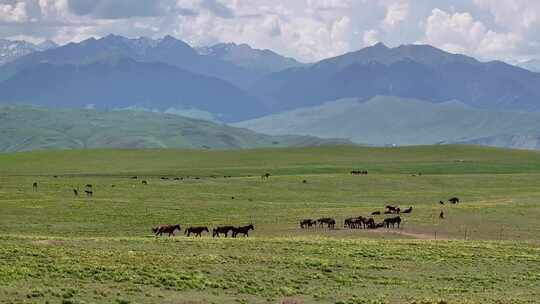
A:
518 59 540 72
196 42 304 73
249 42 540 113
0 105 348 152
0 39 57 65
1 35 540 150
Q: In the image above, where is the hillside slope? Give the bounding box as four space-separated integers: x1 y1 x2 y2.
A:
0 106 348 152
235 96 540 147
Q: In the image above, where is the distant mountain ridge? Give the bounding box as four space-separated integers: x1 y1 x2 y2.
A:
0 35 297 88
196 42 304 73
235 95 540 149
0 105 350 152
518 59 540 72
0 39 57 65
250 43 540 113
0 56 265 122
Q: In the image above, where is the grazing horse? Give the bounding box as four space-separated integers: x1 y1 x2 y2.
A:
402 207 413 214
84 190 93 197
185 226 209 237
384 216 402 229
386 205 398 212
362 217 376 229
232 224 255 237
371 211 381 215
73 189 78 196
316 218 335 229
344 217 358 229
300 219 316 229
212 226 235 237
449 197 460 204
154 224 181 237
32 182 38 191
142 180 148 185
261 173 271 180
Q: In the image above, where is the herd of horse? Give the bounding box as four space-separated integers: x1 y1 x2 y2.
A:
31 174 459 238
152 224 255 238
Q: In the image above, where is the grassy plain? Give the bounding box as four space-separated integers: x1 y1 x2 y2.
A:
0 145 539 303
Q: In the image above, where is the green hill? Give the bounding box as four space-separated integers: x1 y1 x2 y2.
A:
235 96 540 148
0 105 348 152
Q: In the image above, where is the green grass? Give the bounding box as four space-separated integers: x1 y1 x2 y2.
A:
1 145 540 303
0 105 347 152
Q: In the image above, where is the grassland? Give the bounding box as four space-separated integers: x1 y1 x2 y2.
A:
0 105 347 152
0 145 539 303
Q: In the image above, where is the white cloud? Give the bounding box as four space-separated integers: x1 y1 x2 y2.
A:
363 29 379 46
423 8 521 60
382 0 409 29
0 1 28 23
1 0 539 62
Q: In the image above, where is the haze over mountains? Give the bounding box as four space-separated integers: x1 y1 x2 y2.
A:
1 34 540 150
236 96 540 149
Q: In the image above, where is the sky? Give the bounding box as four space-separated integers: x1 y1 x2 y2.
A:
0 0 539 63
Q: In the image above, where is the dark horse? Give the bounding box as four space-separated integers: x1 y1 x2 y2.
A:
384 216 402 229
261 173 271 180
185 226 209 237
153 224 181 237
449 197 460 204
212 226 235 237
300 219 316 229
402 207 413 214
232 224 254 237
386 205 398 212
316 218 336 229
32 182 38 191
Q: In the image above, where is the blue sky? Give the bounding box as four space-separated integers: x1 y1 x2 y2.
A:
0 0 539 62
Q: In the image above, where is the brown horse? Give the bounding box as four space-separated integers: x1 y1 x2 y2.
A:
73 189 78 196
384 216 402 229
386 205 397 212
212 226 235 237
316 218 335 229
185 226 209 237
232 224 254 237
142 180 148 185
153 224 181 237
362 217 376 229
371 211 381 215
